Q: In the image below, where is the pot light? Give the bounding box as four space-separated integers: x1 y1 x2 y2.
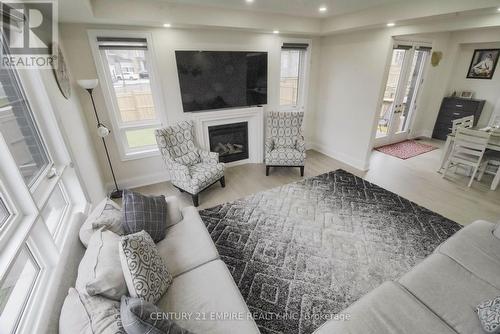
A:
386 22 395 27
319 6 327 12
246 0 254 3
273 30 280 34
163 23 171 28
497 7 500 11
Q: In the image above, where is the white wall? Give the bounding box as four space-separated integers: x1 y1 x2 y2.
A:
410 27 500 136
446 42 500 127
38 42 106 204
311 29 393 170
61 23 319 189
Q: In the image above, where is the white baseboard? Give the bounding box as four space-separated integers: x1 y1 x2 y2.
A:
310 141 370 171
106 171 170 192
411 129 433 139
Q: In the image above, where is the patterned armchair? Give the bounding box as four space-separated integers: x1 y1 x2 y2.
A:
155 121 225 207
265 111 306 176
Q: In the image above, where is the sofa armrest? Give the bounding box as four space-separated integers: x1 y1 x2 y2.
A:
199 149 219 164
165 196 183 228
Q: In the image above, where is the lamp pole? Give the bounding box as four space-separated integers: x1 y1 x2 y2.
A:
84 87 122 199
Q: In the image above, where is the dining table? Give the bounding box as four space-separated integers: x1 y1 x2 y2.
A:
438 126 500 190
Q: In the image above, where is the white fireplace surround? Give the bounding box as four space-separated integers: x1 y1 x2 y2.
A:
186 107 264 167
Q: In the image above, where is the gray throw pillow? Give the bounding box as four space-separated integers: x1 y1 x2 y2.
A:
119 231 172 304
477 297 500 334
120 296 194 334
122 190 168 242
80 197 124 247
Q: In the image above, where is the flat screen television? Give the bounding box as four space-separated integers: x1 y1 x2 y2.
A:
175 51 268 112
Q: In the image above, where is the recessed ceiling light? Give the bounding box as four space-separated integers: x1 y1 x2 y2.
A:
273 30 280 34
163 23 171 28
319 6 327 12
497 7 500 11
246 0 254 3
386 22 395 27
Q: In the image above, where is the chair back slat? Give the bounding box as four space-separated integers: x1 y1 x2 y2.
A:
452 127 490 159
452 116 474 134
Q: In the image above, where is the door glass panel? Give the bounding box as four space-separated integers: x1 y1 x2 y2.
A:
397 49 429 133
377 49 406 138
0 63 50 186
0 247 40 332
280 50 301 106
41 184 69 236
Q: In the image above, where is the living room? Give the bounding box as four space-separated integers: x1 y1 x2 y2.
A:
1 0 500 333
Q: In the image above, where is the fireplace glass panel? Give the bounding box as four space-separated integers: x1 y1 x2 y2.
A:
208 122 249 163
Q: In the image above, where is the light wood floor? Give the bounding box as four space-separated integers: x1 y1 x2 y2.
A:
134 140 500 226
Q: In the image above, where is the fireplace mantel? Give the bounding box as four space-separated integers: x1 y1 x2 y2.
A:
186 107 264 167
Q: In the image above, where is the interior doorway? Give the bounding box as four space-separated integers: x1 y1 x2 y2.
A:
375 41 431 147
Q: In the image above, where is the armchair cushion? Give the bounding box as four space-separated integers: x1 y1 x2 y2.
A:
266 148 305 166
199 149 219 164
188 163 225 193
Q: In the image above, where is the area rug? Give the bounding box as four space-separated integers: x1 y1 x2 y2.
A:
199 170 460 334
375 140 436 159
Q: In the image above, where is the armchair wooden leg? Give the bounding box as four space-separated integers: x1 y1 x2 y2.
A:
300 166 304 177
192 194 199 207
266 166 270 176
220 176 225 188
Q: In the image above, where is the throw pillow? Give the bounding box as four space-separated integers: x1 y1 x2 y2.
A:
80 197 124 247
477 297 500 334
59 288 125 334
76 229 128 300
119 231 172 304
122 190 169 243
120 296 194 334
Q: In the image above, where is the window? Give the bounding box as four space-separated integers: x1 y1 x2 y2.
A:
279 43 308 109
0 247 40 332
0 37 88 333
92 35 165 159
0 64 50 187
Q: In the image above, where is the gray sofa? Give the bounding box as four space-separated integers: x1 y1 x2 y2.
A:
59 196 259 334
314 220 500 334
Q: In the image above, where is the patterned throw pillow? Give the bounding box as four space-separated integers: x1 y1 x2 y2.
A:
120 296 195 334
122 190 168 243
119 231 172 304
477 297 500 334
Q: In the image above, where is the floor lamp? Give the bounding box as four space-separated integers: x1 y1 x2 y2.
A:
77 79 122 199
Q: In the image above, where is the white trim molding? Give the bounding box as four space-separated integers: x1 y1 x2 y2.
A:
310 141 370 171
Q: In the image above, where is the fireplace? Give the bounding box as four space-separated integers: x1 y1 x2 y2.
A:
208 122 249 163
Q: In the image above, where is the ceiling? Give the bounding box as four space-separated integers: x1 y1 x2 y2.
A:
156 0 407 18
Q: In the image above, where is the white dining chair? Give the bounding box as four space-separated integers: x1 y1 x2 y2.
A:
438 116 475 172
442 127 491 187
478 128 500 190
451 115 474 134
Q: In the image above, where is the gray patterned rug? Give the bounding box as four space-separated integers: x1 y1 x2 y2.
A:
199 170 461 334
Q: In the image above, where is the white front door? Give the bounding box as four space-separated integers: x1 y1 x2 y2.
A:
374 42 430 147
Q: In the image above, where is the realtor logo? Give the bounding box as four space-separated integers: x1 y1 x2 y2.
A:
0 0 58 69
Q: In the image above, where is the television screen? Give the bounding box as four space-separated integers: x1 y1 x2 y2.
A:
175 51 268 112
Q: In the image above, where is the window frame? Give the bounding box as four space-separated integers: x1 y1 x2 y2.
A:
278 38 311 112
0 40 90 334
88 30 168 161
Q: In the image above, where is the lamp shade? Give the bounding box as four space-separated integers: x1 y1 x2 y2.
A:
77 79 99 90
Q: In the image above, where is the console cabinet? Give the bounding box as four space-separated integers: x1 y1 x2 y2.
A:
432 97 485 140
